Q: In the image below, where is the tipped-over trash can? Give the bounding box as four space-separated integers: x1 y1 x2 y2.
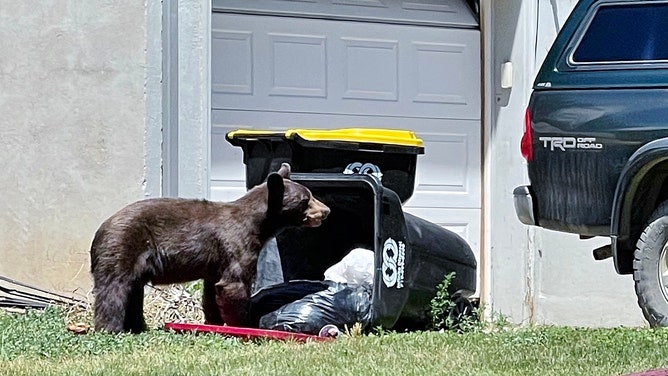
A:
227 128 477 331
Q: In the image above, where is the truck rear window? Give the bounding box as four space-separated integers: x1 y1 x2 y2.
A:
572 3 668 64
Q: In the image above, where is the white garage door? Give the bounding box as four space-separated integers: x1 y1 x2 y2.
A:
210 1 481 261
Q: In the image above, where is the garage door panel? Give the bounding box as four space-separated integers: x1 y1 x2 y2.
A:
211 30 253 95
406 124 481 209
211 13 480 120
416 133 471 191
211 109 480 209
212 0 479 28
268 33 327 98
411 41 469 105
342 38 399 101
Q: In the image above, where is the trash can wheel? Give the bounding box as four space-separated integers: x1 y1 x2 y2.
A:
447 295 477 330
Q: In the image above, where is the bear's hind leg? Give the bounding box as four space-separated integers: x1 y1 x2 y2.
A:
93 276 134 333
202 279 224 325
214 279 251 327
124 282 147 333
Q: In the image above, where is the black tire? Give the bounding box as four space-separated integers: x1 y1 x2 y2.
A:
447 295 476 330
633 200 668 327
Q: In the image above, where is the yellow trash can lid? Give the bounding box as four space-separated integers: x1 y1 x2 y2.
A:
227 128 423 149
284 128 423 148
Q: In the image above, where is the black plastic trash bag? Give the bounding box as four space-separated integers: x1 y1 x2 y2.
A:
249 280 330 327
258 282 373 335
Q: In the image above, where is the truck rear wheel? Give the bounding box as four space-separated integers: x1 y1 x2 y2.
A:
634 200 668 327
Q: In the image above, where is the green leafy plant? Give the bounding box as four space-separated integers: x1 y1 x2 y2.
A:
429 272 483 332
429 272 457 331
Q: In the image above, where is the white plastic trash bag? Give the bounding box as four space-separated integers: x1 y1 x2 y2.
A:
323 248 375 286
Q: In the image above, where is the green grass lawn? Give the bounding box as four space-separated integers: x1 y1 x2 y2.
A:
1 307 668 376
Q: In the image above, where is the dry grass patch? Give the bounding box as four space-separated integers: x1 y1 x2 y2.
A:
61 283 204 333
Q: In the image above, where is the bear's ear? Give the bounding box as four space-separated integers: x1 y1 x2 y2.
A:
266 172 285 215
277 163 291 179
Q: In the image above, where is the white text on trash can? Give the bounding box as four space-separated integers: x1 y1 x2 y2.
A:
382 237 405 289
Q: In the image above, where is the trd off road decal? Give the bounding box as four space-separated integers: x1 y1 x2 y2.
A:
382 237 405 289
343 162 383 179
539 137 603 151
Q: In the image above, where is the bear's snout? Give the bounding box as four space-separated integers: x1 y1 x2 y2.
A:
303 196 330 227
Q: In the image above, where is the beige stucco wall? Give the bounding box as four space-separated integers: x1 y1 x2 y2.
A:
0 1 147 296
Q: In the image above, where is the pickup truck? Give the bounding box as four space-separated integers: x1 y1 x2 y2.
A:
513 0 668 326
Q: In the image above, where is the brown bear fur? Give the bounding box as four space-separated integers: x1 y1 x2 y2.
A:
90 163 329 333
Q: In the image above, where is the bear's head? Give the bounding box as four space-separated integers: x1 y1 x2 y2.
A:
266 163 330 228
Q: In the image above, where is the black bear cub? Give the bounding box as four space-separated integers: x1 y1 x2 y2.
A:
90 163 330 333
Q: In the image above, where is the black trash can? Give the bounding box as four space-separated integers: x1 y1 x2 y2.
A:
227 128 477 330
226 128 424 203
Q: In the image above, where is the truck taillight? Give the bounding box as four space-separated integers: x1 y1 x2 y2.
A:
521 108 533 161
